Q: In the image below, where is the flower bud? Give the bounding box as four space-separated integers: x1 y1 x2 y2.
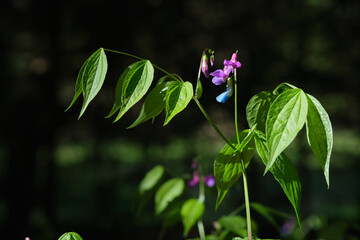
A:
201 54 209 78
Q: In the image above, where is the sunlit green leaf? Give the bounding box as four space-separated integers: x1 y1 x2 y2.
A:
195 77 203 99
306 94 333 188
139 165 165 195
128 82 172 128
66 48 108 118
107 60 154 122
106 64 132 118
155 178 184 215
246 91 275 132
58 232 83 240
181 198 205 236
265 88 308 174
65 58 88 112
214 131 255 209
254 131 302 229
164 81 193 126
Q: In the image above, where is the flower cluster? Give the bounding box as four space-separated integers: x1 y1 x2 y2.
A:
188 162 215 188
210 53 241 103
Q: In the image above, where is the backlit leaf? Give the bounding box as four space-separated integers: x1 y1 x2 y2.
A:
128 82 172 128
139 165 165 195
246 91 275 132
181 198 205 236
254 131 302 229
214 131 255 209
66 48 108 118
58 232 83 240
306 94 333 188
155 178 184 215
164 81 193 126
265 88 308 174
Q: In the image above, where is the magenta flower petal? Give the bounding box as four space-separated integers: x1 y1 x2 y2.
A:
201 54 209 78
210 69 228 85
188 171 199 187
203 175 215 187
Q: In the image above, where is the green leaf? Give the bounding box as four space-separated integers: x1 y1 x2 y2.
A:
273 82 297 95
250 202 280 229
58 232 83 240
233 124 256 156
265 88 308 174
139 165 165 195
128 82 172 128
106 64 132 118
107 60 154 122
195 77 203 99
214 131 255 209
77 48 108 118
246 91 275 132
254 131 302 229
65 58 88 112
306 94 333 188
218 215 247 237
181 198 205 236
164 81 193 126
155 178 184 215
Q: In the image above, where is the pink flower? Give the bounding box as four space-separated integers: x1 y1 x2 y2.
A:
188 171 200 187
210 52 241 86
201 54 210 78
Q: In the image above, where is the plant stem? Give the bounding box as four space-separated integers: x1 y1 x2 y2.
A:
242 161 252 240
193 97 236 150
197 221 206 240
197 163 206 240
103 48 181 82
234 68 240 145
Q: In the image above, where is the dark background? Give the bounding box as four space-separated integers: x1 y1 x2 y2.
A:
0 0 359 239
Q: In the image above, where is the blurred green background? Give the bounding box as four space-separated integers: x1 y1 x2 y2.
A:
0 0 359 239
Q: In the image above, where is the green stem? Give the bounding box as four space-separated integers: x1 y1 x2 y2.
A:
197 163 206 240
242 161 252 240
234 68 240 144
103 48 181 83
197 221 206 240
193 97 236 150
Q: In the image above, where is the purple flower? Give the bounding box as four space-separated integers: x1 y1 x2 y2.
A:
223 53 241 69
203 175 215 187
188 171 200 187
201 54 210 78
210 69 229 85
210 52 241 87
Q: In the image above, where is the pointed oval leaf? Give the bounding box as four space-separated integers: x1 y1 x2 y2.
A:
164 81 193 126
306 94 333 188
246 91 275 132
128 82 172 129
214 130 255 209
58 232 83 240
78 48 108 118
195 77 203 99
65 58 89 112
112 60 154 122
139 165 165 195
265 88 308 174
106 64 133 118
254 131 302 229
181 198 205 237
218 215 247 237
155 178 184 215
